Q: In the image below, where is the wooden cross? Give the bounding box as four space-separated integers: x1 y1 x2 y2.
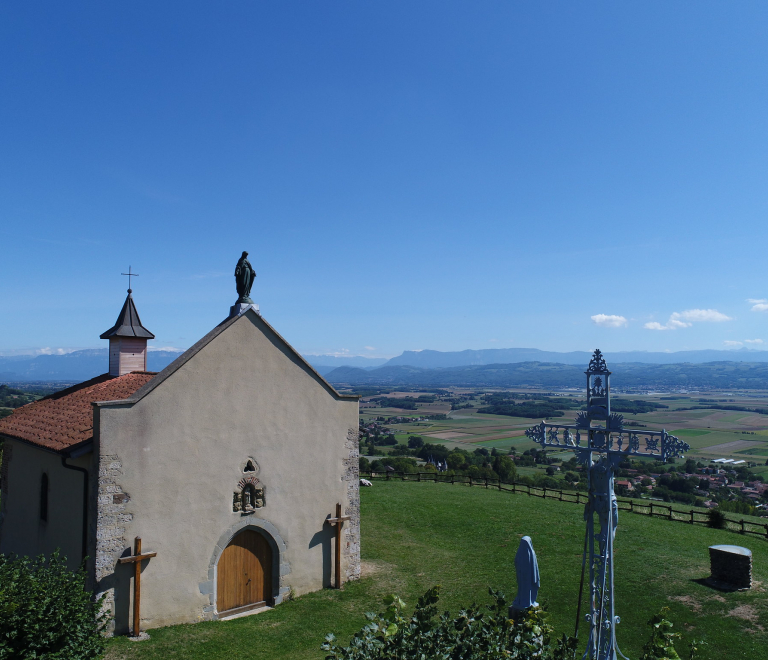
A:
121 266 139 291
328 503 351 589
118 537 157 636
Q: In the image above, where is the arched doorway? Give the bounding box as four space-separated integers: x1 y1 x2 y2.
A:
217 529 273 615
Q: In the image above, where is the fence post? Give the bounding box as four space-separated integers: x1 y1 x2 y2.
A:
668 506 673 521
498 480 502 491
512 482 516 494
418 472 421 482
387 471 390 481
451 474 455 485
485 477 489 489
527 485 531 497
469 477 473 487
741 519 745 534
559 490 563 502
690 510 694 524
650 503 653 517
629 500 633 512
543 487 547 499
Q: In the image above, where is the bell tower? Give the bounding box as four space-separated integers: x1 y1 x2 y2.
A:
100 286 155 377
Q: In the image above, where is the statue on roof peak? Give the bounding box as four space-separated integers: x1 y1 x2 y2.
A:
235 251 256 304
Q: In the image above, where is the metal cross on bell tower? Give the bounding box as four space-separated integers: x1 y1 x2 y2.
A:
525 349 689 660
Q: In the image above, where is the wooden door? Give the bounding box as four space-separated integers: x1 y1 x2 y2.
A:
217 530 273 614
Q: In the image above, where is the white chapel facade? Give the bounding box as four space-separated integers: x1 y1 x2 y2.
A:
0 270 361 633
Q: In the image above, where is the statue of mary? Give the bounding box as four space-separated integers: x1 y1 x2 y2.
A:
234 251 256 304
511 536 540 612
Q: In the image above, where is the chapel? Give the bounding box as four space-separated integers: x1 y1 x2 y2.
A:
0 259 361 633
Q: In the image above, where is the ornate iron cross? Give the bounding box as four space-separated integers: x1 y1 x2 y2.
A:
525 349 689 660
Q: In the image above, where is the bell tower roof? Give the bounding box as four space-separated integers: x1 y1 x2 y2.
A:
100 290 155 339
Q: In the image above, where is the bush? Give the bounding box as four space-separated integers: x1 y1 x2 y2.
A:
322 586 577 660
707 508 726 529
639 607 681 660
0 551 109 659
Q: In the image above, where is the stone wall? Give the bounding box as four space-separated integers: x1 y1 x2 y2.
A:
342 427 361 583
95 452 132 632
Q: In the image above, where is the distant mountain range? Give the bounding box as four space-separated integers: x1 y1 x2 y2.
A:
384 347 768 368
324 361 768 391
0 349 183 382
2 346 768 385
303 355 388 376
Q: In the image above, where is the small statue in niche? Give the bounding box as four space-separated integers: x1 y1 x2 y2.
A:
242 483 266 511
233 475 265 512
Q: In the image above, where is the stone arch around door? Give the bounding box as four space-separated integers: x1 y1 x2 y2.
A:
199 518 291 620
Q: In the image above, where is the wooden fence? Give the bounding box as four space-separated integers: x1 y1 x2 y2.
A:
360 471 768 540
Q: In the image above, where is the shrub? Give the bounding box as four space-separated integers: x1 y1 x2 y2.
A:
322 586 577 660
0 551 109 659
707 508 726 529
639 607 681 660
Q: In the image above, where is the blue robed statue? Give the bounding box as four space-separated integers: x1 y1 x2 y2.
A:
512 536 540 612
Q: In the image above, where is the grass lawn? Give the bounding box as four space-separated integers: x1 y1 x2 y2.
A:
105 481 768 660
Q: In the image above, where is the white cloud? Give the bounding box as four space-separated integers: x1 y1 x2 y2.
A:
36 347 79 355
723 340 743 347
745 339 764 345
591 314 628 328
364 346 376 351
645 308 731 330
672 309 731 323
748 298 768 312
148 346 185 352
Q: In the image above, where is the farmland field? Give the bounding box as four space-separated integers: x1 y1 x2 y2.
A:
358 388 768 466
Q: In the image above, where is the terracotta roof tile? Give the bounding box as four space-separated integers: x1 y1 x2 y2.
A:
0 372 155 453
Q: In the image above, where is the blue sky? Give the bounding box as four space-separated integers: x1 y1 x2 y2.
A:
1 2 767 358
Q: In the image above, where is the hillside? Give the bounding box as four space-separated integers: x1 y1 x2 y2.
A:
105 481 767 660
326 360 768 390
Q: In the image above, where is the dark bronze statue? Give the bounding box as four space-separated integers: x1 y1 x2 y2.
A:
234 251 255 304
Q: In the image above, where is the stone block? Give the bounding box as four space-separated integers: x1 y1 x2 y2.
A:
708 544 752 590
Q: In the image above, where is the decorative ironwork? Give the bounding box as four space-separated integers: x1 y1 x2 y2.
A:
587 349 608 373
525 349 689 660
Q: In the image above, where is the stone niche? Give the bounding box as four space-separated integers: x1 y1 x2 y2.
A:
232 475 265 513
708 544 752 591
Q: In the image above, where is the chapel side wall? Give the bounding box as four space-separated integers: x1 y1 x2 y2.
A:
95 312 360 633
0 438 87 572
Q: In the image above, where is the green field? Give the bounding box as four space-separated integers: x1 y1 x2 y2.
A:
105 481 768 660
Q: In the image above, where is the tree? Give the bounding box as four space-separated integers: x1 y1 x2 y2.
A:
447 452 466 470
408 436 424 449
492 455 516 482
